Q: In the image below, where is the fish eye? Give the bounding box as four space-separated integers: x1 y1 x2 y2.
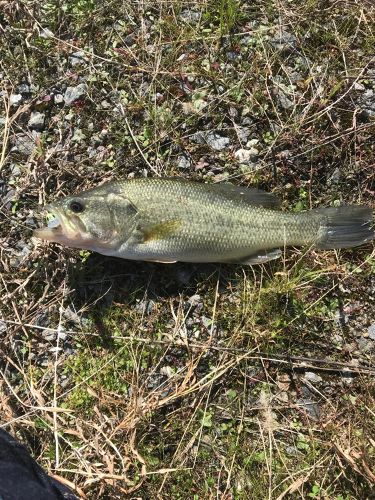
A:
69 200 85 213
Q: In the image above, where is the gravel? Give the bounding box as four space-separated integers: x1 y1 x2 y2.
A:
177 154 192 169
303 371 323 383
367 323 375 340
28 111 45 131
271 32 298 53
359 89 375 117
11 134 38 155
69 51 87 66
10 94 23 106
191 131 231 151
64 83 88 106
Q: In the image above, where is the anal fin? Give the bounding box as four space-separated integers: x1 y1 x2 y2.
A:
227 248 282 265
144 258 177 264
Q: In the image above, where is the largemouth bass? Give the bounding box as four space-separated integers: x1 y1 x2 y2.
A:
34 178 374 265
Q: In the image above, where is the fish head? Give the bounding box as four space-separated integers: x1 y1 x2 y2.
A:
34 185 138 253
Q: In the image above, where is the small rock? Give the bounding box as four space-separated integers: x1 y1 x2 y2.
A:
54 94 64 105
236 126 251 143
226 51 239 61
342 370 355 385
188 294 201 306
241 117 255 127
285 446 299 456
353 82 365 91
9 164 21 178
276 391 289 403
18 83 31 94
40 27 54 39
359 89 375 117
0 320 7 335
25 215 37 228
235 148 252 162
179 9 201 24
69 51 87 66
57 327 67 341
328 168 342 185
28 111 45 131
191 131 230 151
177 154 192 169
100 99 111 109
297 398 320 420
271 32 298 53
11 134 37 155
357 336 373 353
64 84 88 106
367 324 375 340
201 316 212 329
10 94 22 106
42 329 56 342
277 90 294 110
135 299 155 315
160 366 174 378
303 371 323 383
63 306 81 325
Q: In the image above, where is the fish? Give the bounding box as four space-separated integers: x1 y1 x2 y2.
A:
34 177 374 265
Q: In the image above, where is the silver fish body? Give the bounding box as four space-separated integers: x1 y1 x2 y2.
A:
34 178 374 265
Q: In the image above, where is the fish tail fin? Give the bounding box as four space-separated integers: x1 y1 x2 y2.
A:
314 206 374 249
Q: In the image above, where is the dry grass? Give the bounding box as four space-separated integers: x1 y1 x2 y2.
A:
1 0 375 498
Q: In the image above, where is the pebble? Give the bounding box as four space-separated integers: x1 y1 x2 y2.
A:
277 90 294 110
357 336 373 353
271 32 298 53
303 371 323 383
64 84 88 106
0 320 7 335
236 126 251 143
188 294 201 307
54 94 64 105
11 134 37 155
179 10 201 24
359 89 375 117
191 131 230 151
28 111 45 131
234 148 252 162
201 316 212 329
297 398 320 420
63 306 81 325
10 94 22 106
69 51 87 66
57 327 67 341
285 446 299 456
177 154 192 169
9 164 21 178
367 324 375 340
353 82 365 91
18 83 31 94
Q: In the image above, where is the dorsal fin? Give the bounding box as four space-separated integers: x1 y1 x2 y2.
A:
204 182 281 209
164 178 281 209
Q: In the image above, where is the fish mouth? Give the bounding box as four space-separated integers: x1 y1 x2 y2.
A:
34 206 86 246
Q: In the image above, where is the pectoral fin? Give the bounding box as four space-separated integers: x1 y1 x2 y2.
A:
134 219 181 244
225 248 282 265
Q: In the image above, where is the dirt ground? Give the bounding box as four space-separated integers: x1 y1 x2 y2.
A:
1 1 374 498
